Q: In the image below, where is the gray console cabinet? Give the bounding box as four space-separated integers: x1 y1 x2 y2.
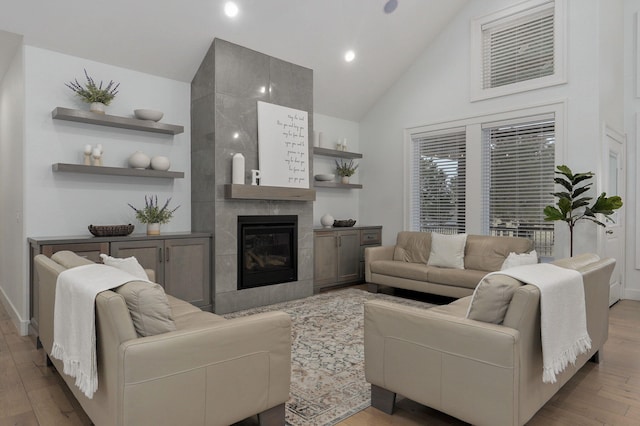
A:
313 226 381 292
28 233 211 339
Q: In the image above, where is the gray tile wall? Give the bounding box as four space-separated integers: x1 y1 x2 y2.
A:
191 39 314 313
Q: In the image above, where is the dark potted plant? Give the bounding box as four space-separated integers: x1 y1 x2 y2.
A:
128 195 180 235
66 69 120 114
543 165 622 256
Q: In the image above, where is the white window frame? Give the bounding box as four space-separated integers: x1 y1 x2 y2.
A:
404 101 566 256
470 0 567 102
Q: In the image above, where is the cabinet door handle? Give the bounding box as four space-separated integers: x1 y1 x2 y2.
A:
159 247 163 263
166 247 170 262
338 236 342 247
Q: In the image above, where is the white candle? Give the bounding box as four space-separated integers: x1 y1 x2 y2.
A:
232 153 245 184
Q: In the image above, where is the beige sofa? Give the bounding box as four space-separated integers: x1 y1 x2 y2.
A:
34 251 292 426
365 231 534 298
364 253 615 426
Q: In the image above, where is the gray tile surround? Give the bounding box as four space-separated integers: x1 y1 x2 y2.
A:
191 38 314 313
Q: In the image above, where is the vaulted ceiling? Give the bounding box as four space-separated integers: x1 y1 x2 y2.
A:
0 0 468 121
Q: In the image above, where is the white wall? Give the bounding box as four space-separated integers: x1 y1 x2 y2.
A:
623 0 640 300
313 113 360 226
0 44 25 332
24 47 191 237
0 47 193 333
359 0 618 261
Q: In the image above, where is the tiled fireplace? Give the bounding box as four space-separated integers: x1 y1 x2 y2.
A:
191 39 314 313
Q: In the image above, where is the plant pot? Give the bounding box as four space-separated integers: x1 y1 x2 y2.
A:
147 223 161 235
341 176 350 184
90 102 106 114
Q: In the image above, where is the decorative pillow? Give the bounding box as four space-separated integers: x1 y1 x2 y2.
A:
115 281 176 337
100 254 149 281
426 233 467 269
501 250 538 270
466 274 522 324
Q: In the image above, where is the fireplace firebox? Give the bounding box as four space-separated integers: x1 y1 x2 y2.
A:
237 215 298 289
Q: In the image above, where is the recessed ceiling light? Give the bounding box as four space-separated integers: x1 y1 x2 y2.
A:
224 2 239 18
344 50 356 63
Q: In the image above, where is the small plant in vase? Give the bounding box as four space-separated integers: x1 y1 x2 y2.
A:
335 159 358 184
128 195 180 235
66 69 120 114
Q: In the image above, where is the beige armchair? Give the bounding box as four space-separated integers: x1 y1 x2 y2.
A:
364 254 614 426
35 251 291 426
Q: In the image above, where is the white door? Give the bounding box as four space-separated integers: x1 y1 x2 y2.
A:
602 126 625 306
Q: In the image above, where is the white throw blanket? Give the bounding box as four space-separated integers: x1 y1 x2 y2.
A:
52 264 145 399
486 263 591 384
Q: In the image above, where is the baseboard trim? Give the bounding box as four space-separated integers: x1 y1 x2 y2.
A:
623 288 640 301
0 287 29 336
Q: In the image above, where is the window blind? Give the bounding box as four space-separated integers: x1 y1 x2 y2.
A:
482 116 555 255
411 129 466 234
482 2 555 89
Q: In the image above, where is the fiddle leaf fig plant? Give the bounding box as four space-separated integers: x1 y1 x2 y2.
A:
543 165 622 256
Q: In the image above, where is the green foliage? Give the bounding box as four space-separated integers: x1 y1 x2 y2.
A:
66 69 120 105
543 165 622 254
128 195 180 224
335 159 358 177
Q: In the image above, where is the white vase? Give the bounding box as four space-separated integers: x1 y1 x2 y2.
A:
320 213 334 228
147 223 161 235
232 153 245 184
128 151 151 169
89 102 106 114
150 156 171 171
341 176 350 184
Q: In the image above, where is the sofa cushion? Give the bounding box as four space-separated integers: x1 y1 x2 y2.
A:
426 267 487 289
429 296 472 318
393 231 431 263
501 250 538 270
427 233 467 269
466 274 523 324
115 281 176 337
100 254 149 280
172 310 227 330
370 260 429 281
464 235 534 272
51 250 94 269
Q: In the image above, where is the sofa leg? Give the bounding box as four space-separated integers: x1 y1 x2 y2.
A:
589 350 600 364
46 354 53 367
367 283 379 293
258 403 285 426
371 384 396 415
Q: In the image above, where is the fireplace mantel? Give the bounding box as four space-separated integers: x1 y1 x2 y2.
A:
224 184 316 201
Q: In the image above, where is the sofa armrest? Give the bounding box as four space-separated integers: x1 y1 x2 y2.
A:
117 311 291 426
364 300 520 426
364 245 395 282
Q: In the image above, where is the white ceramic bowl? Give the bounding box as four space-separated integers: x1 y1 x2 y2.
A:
314 174 335 181
134 109 164 122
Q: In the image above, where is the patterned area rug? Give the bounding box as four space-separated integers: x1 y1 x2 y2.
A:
225 288 436 426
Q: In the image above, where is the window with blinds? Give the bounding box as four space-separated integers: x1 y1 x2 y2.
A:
482 115 555 256
411 129 466 234
470 0 565 101
482 3 555 89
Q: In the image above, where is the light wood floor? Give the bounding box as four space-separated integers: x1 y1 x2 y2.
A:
1 298 639 425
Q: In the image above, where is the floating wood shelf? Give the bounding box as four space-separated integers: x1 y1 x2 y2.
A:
52 107 184 135
313 147 363 159
224 184 316 201
313 181 363 189
52 163 184 179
